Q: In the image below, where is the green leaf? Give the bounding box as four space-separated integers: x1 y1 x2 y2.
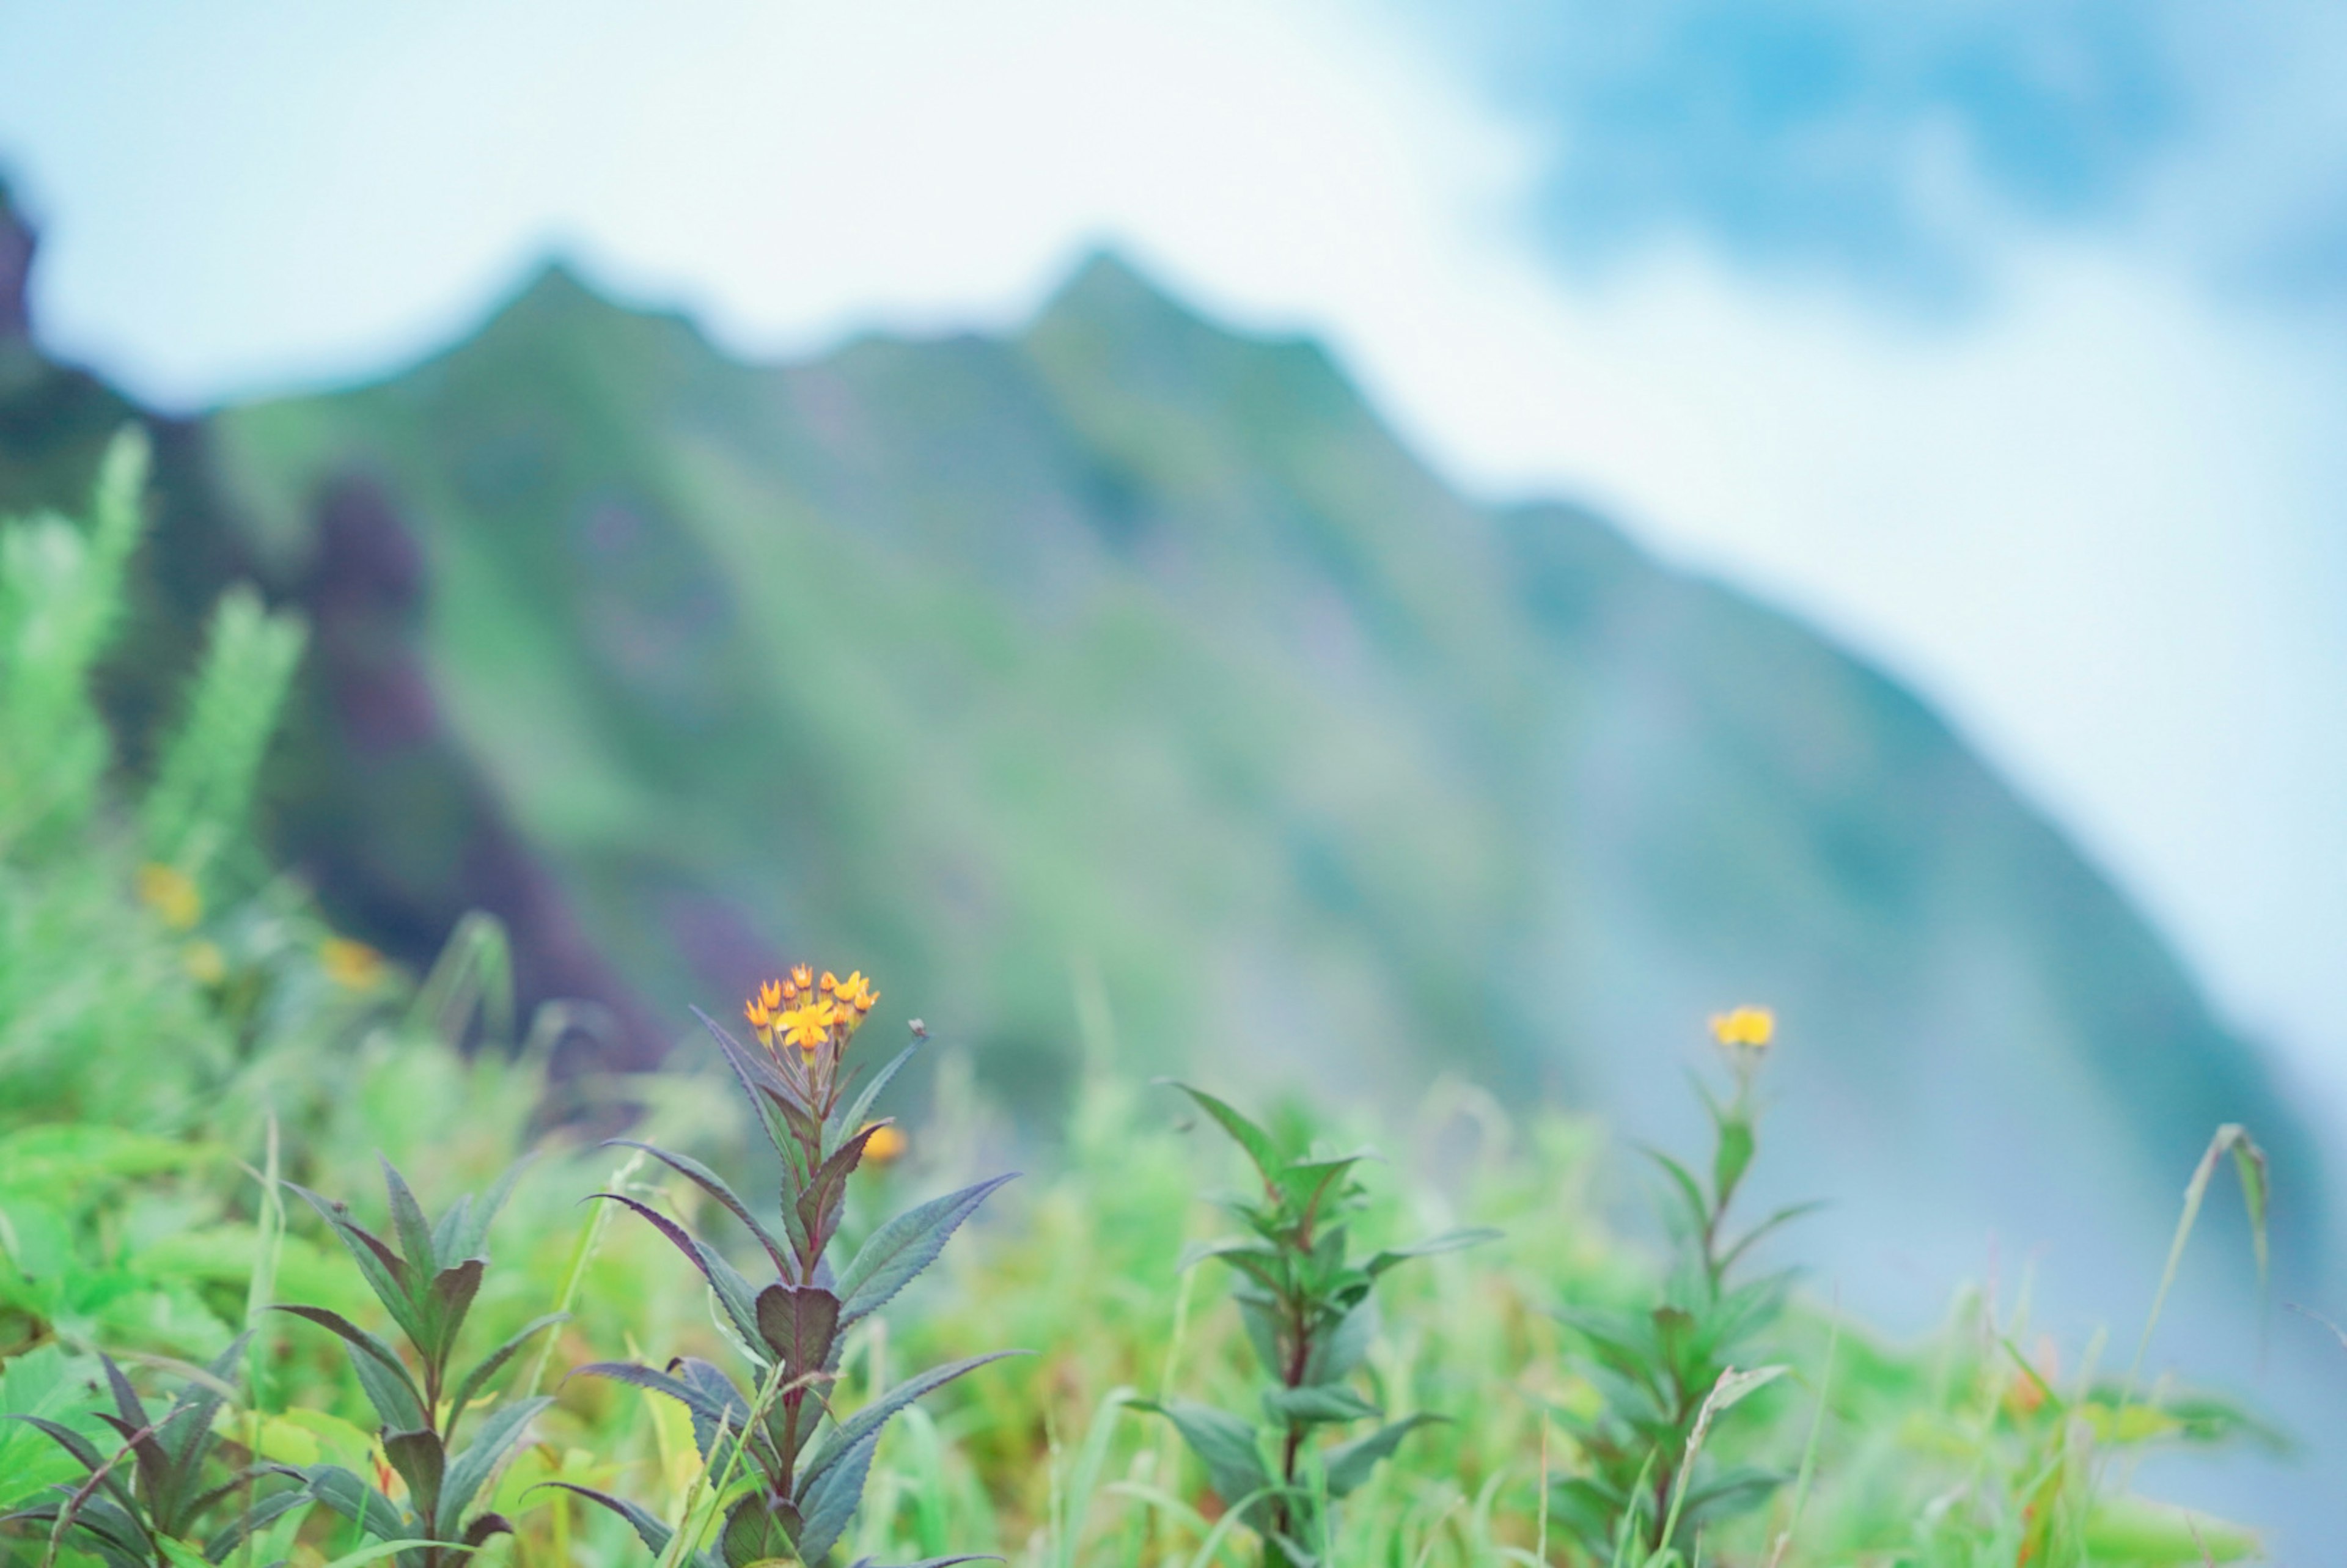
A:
378 1160 439 1278
799 1352 1027 1497
719 1493 797 1568
795 1124 885 1258
301 1463 411 1542
834 1174 1018 1328
590 1192 765 1354
202 1482 312 1563
270 1307 429 1432
1672 1465 1783 1536
288 1185 424 1348
421 1258 486 1366
755 1283 841 1380
794 1426 879 1564
436 1396 551 1537
1362 1228 1500 1278
381 1429 444 1533
1640 1151 1712 1243
1157 1083 1284 1190
1129 1398 1272 1521
602 1140 790 1279
826 1039 920 1159
1300 1298 1378 1386
1321 1413 1443 1498
446 1314 568 1440
1276 1151 1375 1222
1711 1123 1754 1223
1262 1385 1379 1426
534 1482 683 1566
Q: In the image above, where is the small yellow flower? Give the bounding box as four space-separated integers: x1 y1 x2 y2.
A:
779 999 837 1052
182 940 227 987
833 971 878 1012
861 1124 906 1166
137 863 202 931
818 970 839 995
744 982 780 1044
321 937 387 991
790 964 814 991
1708 1005 1774 1050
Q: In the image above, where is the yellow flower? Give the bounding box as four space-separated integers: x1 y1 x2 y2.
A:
790 964 814 991
833 970 878 1012
779 999 837 1052
818 970 839 995
137 863 202 931
182 940 227 987
744 981 780 1044
1708 1005 1774 1050
321 937 386 991
861 1124 907 1166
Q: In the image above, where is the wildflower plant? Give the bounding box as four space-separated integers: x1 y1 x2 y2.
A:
274 1159 559 1568
562 967 1018 1568
0 1336 308 1568
1139 1083 1497 1568
1546 1006 1805 1563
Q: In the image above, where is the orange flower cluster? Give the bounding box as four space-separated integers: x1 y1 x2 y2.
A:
743 963 880 1061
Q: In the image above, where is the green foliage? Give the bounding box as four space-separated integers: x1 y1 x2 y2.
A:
1136 1082 1496 1567
565 1000 1021 1568
1544 1036 1800 1562
0 436 2296 1568
273 1161 555 1568
0 430 147 855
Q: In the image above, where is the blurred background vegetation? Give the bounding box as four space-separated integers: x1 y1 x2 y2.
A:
0 0 2341 1544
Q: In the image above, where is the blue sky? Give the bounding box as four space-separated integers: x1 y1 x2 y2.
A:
3 0 2343 1119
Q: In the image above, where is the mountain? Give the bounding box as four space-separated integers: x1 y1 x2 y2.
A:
1 186 2324 1391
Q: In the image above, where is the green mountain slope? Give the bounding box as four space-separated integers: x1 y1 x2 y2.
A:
194 252 2319 1317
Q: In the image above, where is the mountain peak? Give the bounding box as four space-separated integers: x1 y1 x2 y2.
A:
1037 248 1207 334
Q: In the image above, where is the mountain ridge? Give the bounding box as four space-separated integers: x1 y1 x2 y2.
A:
0 181 2318 1389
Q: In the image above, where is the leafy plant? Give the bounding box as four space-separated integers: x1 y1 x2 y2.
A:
1546 1007 1804 1563
0 1335 307 1568
274 1160 559 1568
561 967 1019 1568
1137 1081 1496 1567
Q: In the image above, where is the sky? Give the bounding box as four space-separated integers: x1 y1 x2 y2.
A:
2 0 2343 1115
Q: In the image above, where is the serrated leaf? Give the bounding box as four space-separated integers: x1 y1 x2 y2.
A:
446 1314 568 1440
834 1175 1017 1328
589 1192 765 1353
436 1396 551 1537
534 1482 678 1564
799 1352 1025 1496
603 1140 790 1278
793 1426 878 1564
270 1307 428 1432
826 1039 919 1160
